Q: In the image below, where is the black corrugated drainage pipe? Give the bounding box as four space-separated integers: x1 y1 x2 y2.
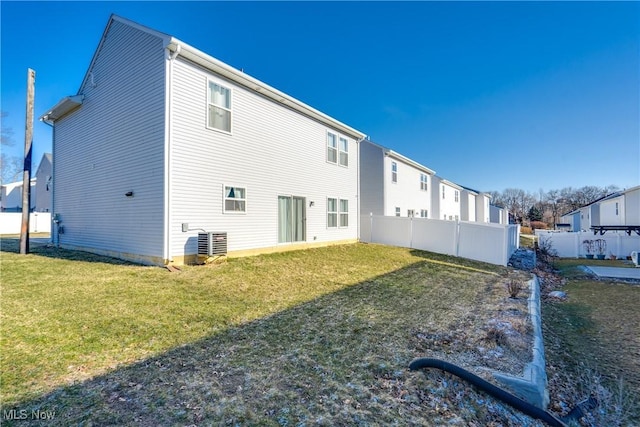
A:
409 357 568 427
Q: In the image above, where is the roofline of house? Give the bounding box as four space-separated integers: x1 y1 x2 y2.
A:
39 15 367 141
383 149 436 175
166 38 366 140
440 178 464 191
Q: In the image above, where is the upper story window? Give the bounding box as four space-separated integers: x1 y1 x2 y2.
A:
454 190 459 202
420 209 428 218
391 162 398 183
615 202 619 215
224 185 246 213
442 185 445 199
395 207 401 217
327 133 338 164
208 81 232 133
339 137 348 167
420 174 428 191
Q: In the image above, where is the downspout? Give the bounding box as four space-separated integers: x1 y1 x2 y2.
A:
163 44 181 264
356 137 363 242
41 119 56 246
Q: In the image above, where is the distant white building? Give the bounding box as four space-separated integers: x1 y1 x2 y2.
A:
1 179 35 212
559 185 640 232
34 153 53 212
359 139 436 218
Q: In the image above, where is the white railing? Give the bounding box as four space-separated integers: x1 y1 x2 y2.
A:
535 230 640 259
0 212 51 234
361 214 520 266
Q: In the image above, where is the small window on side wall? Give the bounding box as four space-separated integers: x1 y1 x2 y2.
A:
224 185 246 213
208 81 232 133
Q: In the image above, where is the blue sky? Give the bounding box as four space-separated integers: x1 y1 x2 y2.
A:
1 1 638 193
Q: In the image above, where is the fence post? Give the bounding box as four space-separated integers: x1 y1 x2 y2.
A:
454 219 460 257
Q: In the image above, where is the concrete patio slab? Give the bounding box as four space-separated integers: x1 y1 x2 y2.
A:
583 266 640 280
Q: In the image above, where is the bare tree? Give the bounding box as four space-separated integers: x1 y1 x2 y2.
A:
1 111 22 186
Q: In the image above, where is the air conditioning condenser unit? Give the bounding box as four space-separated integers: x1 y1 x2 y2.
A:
198 232 227 256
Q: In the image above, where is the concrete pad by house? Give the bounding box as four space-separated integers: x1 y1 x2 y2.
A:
584 266 640 280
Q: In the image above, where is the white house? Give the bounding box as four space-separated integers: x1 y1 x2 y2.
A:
359 140 435 218
559 186 639 232
490 204 507 224
595 186 640 227
1 179 35 212
34 153 52 212
460 186 478 222
476 192 492 223
433 177 462 221
41 15 366 265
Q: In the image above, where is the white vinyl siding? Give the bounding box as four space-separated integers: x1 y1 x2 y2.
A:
380 152 433 219
440 182 463 222
169 57 359 257
52 19 166 262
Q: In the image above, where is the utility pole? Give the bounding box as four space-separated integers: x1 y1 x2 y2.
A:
19 68 35 255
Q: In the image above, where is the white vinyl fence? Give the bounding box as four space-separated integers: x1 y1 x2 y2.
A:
535 230 640 259
0 212 51 234
360 215 520 266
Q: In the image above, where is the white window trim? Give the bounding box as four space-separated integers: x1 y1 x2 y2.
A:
391 162 398 183
395 207 401 217
223 184 247 214
206 79 233 135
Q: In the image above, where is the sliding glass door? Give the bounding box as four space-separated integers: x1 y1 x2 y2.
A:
278 196 306 243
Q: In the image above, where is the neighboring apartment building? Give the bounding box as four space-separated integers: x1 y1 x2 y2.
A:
432 176 462 221
41 15 365 265
359 140 436 218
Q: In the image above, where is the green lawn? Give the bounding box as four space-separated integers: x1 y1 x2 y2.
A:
1 239 544 425
542 258 640 425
